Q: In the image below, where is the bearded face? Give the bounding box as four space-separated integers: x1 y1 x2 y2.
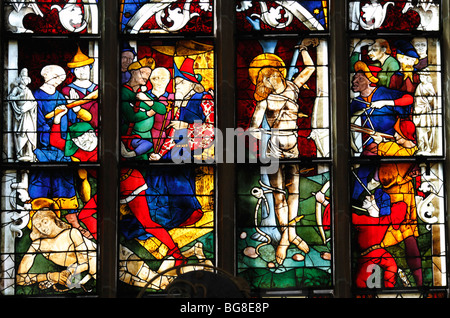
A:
396 54 418 71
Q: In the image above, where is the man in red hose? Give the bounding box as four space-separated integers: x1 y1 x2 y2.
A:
353 197 407 288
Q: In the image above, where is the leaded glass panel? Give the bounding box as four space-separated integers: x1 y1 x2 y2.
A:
348 1 446 295
236 38 330 159
3 0 99 34
1 168 98 295
349 37 443 157
348 1 440 32
235 0 332 295
120 39 215 163
118 165 215 294
3 40 99 163
237 163 332 290
120 0 214 34
119 1 216 296
351 162 446 290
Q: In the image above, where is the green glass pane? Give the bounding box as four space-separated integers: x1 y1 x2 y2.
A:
120 0 213 34
237 164 332 291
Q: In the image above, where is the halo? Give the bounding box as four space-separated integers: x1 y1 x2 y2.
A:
27 198 61 229
249 53 287 85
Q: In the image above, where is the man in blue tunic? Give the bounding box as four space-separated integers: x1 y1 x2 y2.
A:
350 61 414 156
350 61 415 203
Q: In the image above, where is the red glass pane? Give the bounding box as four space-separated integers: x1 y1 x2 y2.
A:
351 162 446 290
237 163 332 290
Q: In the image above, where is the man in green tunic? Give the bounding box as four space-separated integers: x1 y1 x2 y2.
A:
350 38 400 88
120 57 166 160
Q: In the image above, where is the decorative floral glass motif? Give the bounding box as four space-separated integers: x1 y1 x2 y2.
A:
1 169 98 295
351 162 446 289
348 1 440 32
120 0 213 34
3 40 99 163
118 165 214 293
237 38 330 159
120 40 214 163
237 164 332 290
349 37 442 157
236 0 329 32
3 0 99 34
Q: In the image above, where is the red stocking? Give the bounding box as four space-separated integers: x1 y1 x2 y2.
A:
128 194 185 266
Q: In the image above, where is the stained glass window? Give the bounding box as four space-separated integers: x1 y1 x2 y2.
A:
1 169 98 295
1 0 448 300
235 1 332 293
118 165 214 292
351 162 446 290
118 0 216 296
348 1 447 296
1 1 99 296
237 164 332 290
236 38 330 160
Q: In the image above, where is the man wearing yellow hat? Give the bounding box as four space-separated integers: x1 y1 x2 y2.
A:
62 47 98 129
350 60 415 156
350 61 416 209
61 47 98 228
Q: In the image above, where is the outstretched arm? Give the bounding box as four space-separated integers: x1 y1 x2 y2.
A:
16 244 42 285
292 38 317 89
16 242 70 287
